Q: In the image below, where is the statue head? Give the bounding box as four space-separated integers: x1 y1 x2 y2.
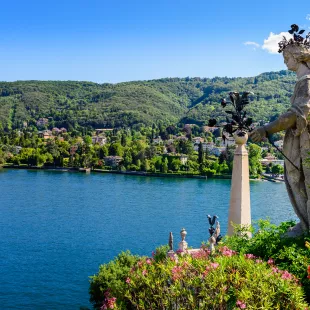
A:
283 45 310 71
279 24 310 72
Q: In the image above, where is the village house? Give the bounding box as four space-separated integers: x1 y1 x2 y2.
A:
38 130 53 140
193 140 215 152
216 137 235 147
210 147 226 157
260 155 284 166
274 140 283 149
13 146 22 154
152 136 163 144
202 126 220 134
103 156 123 168
36 118 49 127
175 136 188 141
52 127 61 135
92 136 107 146
192 137 204 144
179 154 188 165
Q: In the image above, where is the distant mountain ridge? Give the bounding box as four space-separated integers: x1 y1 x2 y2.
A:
0 70 296 130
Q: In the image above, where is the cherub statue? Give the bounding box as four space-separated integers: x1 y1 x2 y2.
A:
250 24 310 236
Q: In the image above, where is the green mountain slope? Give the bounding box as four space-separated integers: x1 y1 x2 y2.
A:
0 70 296 130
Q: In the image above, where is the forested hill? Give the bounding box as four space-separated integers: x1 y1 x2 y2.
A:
0 70 296 131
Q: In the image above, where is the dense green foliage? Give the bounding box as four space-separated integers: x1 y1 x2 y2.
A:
223 220 310 301
0 70 296 130
0 127 232 175
89 244 308 309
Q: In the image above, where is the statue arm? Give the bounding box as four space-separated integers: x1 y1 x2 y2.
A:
250 111 296 143
264 111 297 134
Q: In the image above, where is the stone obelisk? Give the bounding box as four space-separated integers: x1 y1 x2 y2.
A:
227 132 251 236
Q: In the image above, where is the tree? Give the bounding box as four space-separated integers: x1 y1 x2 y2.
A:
161 157 168 173
99 145 109 158
271 164 284 176
123 148 133 167
84 135 92 145
248 144 263 177
109 142 124 157
171 158 181 171
198 142 204 164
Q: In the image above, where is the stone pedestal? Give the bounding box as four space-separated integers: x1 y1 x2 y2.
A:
227 132 251 236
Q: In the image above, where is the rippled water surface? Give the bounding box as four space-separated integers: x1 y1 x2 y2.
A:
0 169 296 309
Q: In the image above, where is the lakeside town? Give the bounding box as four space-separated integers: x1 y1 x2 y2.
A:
0 116 284 180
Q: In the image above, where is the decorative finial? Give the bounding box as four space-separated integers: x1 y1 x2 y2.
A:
278 24 310 53
180 228 187 241
178 228 188 252
168 232 173 251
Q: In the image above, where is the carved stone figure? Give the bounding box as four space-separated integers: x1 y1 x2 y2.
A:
209 221 221 252
250 42 310 236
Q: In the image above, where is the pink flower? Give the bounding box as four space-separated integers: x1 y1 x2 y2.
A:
236 300 246 309
307 266 310 279
272 267 279 273
281 270 293 280
138 261 143 267
152 251 155 257
219 246 236 257
183 261 189 266
146 258 152 265
142 269 147 276
176 249 184 254
104 290 111 298
107 297 116 309
267 258 274 265
244 253 256 259
191 249 209 259
210 262 219 269
202 270 209 278
101 293 117 310
126 277 131 284
171 266 183 281
255 259 263 263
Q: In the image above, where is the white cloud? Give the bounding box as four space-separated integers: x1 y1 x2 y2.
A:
306 14 310 20
244 41 260 50
262 32 293 54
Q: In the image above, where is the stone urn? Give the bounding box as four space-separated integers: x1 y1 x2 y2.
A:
178 228 188 251
233 130 248 145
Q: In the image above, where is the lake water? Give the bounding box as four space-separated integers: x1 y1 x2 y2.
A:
0 169 297 309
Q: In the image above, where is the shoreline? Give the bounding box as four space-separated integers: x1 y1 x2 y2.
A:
1 165 271 181
2 165 232 180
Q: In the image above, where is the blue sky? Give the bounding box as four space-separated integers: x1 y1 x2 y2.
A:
1 0 309 83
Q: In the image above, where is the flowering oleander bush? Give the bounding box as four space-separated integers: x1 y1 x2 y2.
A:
223 219 310 301
89 251 140 309
89 245 308 309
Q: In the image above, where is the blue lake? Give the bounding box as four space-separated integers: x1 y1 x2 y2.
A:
0 169 297 309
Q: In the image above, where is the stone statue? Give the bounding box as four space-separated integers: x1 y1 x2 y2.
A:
250 28 310 236
209 221 221 252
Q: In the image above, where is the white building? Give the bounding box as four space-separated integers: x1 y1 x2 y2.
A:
92 136 107 146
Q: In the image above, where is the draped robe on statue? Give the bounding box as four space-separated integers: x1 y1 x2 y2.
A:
283 74 310 231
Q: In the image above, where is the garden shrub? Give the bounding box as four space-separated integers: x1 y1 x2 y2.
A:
89 251 140 309
89 245 308 309
223 219 310 300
